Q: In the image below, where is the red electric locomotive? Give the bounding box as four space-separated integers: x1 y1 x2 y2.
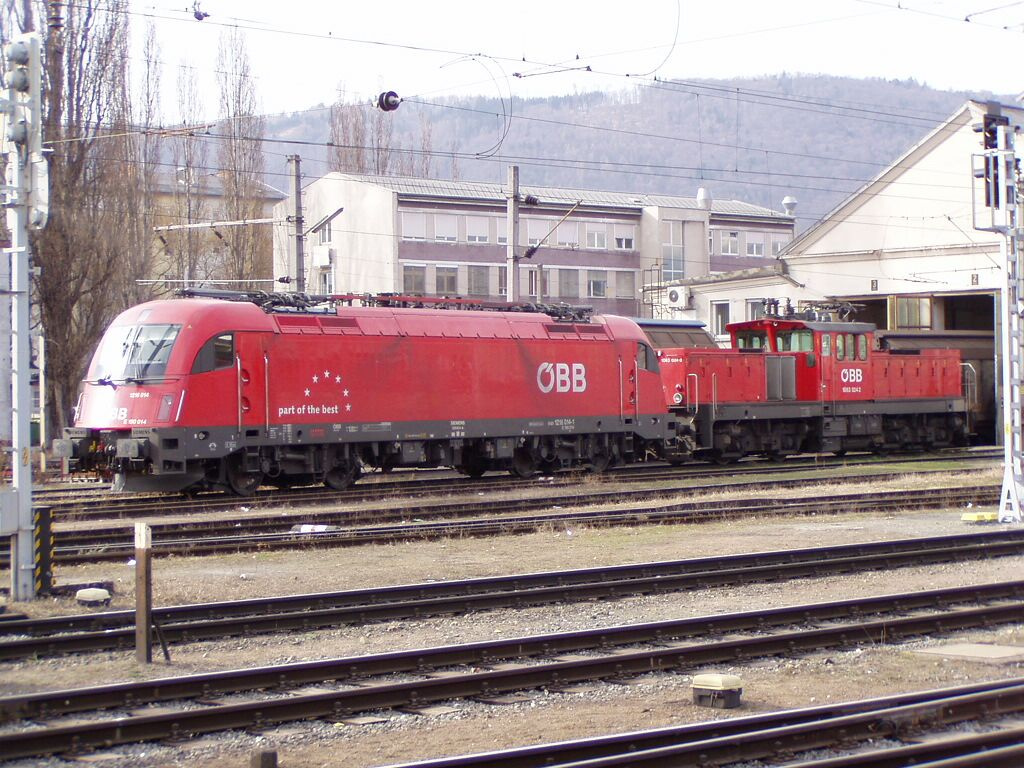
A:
54 292 673 494
657 309 969 462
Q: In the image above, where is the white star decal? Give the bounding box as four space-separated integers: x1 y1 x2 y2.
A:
345 403 352 411
304 388 310 397
334 375 342 384
343 389 349 397
312 375 319 384
323 369 330 378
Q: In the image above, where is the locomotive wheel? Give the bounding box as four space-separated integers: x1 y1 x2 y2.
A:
511 448 537 479
226 457 262 497
324 462 358 491
587 452 611 474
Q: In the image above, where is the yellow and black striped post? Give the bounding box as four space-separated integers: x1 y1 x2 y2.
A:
32 506 52 595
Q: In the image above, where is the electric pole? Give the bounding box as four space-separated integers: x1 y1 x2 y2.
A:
506 165 519 302
288 155 305 293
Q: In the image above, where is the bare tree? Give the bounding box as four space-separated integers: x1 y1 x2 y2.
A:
22 0 145 430
328 101 370 173
114 21 163 307
169 64 212 287
215 27 269 284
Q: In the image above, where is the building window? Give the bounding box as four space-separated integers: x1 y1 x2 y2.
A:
319 270 333 294
434 214 457 243
558 268 579 298
722 231 739 256
746 236 764 257
557 221 578 248
436 266 458 294
401 212 426 241
895 297 932 329
466 216 489 243
587 270 607 298
586 224 607 249
711 301 730 337
746 299 764 320
613 223 635 250
661 220 685 282
615 271 635 299
772 238 785 256
527 219 547 246
528 268 549 298
317 221 332 245
403 264 426 294
468 265 490 296
498 266 507 297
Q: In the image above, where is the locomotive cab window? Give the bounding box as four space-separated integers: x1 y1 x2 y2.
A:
191 333 235 374
736 331 768 350
835 333 845 361
857 334 868 361
637 342 659 373
90 323 181 382
821 333 831 357
777 330 814 352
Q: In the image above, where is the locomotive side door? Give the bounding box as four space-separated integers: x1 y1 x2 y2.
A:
234 332 268 434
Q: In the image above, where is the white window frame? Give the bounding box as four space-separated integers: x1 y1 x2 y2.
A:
711 300 731 338
587 270 607 299
722 231 739 256
746 299 764 321
527 219 547 246
317 221 332 245
401 212 426 241
557 221 578 248
586 224 607 249
434 214 457 243
613 223 635 250
466 216 489 244
746 236 764 257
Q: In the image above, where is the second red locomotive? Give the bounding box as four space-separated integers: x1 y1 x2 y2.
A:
54 292 969 494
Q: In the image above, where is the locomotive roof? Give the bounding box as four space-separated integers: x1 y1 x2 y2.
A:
116 298 650 344
728 317 877 334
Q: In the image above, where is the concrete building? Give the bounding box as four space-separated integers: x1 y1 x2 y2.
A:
272 173 795 316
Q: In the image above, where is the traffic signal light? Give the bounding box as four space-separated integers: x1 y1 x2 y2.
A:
3 32 48 229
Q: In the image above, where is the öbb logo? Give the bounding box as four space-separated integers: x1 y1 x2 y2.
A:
840 368 863 383
537 362 588 394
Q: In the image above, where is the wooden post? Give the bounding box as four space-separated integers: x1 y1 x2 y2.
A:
135 522 152 663
251 750 278 768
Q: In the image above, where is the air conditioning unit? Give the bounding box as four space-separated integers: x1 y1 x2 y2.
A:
665 286 690 309
311 246 335 268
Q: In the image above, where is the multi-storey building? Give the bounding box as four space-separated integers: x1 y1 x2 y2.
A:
272 173 795 316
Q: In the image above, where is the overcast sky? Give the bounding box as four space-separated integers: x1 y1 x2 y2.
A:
131 0 1024 121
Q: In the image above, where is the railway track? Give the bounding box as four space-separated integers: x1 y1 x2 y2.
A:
9 526 1024 659
40 448 1001 521
3 528 1023 660
386 678 1024 767
19 482 999 565
1 581 1021 759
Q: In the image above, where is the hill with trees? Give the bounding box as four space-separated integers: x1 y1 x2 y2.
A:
266 74 1007 231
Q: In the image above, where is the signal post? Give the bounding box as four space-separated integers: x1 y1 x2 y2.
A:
1 32 48 600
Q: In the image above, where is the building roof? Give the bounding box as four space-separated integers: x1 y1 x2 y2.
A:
331 173 793 221
153 171 287 201
782 99 1024 257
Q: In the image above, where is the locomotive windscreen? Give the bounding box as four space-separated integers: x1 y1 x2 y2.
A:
89 323 182 382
